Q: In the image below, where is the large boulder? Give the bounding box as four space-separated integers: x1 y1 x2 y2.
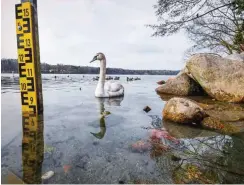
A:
186 54 244 103
163 97 208 124
156 73 203 96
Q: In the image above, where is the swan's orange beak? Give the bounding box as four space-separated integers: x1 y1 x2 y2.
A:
90 55 97 63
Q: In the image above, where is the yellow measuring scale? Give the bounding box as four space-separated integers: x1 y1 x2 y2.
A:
15 2 43 114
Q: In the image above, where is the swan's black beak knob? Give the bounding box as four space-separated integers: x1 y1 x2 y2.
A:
90 55 97 63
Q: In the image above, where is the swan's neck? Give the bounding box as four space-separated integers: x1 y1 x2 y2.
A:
96 59 106 93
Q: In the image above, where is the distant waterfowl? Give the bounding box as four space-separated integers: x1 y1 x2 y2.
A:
126 77 141 81
134 77 141 80
90 52 124 98
93 76 99 81
114 76 120 80
105 76 113 80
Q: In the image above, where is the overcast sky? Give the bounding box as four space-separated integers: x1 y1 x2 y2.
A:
1 0 192 70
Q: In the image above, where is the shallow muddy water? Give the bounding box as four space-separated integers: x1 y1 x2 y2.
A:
1 73 244 184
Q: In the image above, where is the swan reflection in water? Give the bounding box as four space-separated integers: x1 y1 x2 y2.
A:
90 96 124 139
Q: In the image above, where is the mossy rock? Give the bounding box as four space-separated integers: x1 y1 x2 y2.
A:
163 97 208 124
156 73 204 96
186 54 244 103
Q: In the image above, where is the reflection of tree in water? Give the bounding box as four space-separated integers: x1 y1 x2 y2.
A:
148 126 244 183
171 135 229 183
90 97 124 139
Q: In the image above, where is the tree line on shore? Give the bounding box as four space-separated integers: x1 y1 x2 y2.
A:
1 58 179 75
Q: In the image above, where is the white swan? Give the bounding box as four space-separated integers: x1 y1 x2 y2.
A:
90 52 124 98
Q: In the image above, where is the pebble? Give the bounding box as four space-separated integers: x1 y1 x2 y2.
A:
157 80 166 85
143 106 151 113
93 141 99 146
41 171 54 180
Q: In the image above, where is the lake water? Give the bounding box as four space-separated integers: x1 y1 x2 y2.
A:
1 73 244 184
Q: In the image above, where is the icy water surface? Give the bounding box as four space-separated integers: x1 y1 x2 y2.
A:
1 74 244 184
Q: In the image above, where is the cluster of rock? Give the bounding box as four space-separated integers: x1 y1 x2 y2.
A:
157 53 244 134
157 53 244 103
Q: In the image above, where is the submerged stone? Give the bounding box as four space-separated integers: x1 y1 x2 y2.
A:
164 119 218 139
201 117 240 134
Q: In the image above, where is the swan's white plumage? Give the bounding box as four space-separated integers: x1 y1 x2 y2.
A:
105 81 123 92
95 81 124 98
91 53 124 98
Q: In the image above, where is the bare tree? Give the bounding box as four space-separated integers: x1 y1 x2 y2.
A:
147 0 244 55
